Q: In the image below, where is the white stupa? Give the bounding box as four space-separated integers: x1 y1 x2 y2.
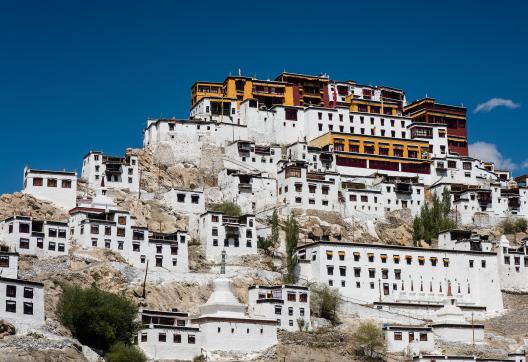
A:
431 281 484 343
199 277 247 318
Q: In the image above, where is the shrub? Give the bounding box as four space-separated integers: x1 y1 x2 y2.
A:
107 342 146 362
310 284 341 324
210 201 241 217
257 235 273 254
501 217 528 242
58 284 140 353
352 321 385 359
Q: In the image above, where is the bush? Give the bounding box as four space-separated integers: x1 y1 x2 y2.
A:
107 342 146 362
257 235 273 254
211 201 241 217
352 321 385 359
310 284 341 324
501 217 528 242
58 284 140 353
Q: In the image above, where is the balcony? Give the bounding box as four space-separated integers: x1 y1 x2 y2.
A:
395 183 413 195
238 183 252 193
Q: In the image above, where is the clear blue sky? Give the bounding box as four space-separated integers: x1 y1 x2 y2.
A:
1 0 526 193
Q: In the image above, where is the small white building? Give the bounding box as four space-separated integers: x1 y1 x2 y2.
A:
0 277 45 332
199 211 257 262
0 216 69 257
247 285 310 331
0 251 19 279
81 151 139 192
193 277 278 356
383 325 434 356
135 308 201 361
69 207 189 272
22 168 77 210
277 161 340 215
217 170 277 214
496 235 528 292
224 140 282 177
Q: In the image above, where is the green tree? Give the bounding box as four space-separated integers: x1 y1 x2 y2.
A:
58 285 140 353
352 321 385 360
310 284 341 324
284 214 299 283
412 188 455 245
211 201 241 217
270 209 280 247
107 343 146 362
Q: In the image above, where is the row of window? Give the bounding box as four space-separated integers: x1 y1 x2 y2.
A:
327 278 471 296
137 332 196 344
393 331 429 342
176 194 201 204
211 228 252 238
7 224 67 238
19 238 66 252
90 238 179 256
274 305 306 317
210 215 254 227
211 239 252 248
316 113 405 127
322 251 462 267
257 292 308 303
32 178 72 188
5 300 34 315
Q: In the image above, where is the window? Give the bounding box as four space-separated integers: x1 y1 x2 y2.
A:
211 215 219 223
300 308 305 316
0 256 9 268
482 260 486 268
47 179 57 187
443 258 450 267
156 245 162 254
327 266 334 275
23 302 33 315
92 238 98 247
420 333 428 341
58 229 66 238
394 332 402 341
368 253 374 262
368 269 375 278
353 252 360 261
275 305 282 315
117 228 125 237
448 160 457 168
118 241 123 250
104 226 111 236
349 194 357 202
191 195 199 204
418 256 425 266
48 228 57 237
339 266 347 277
141 333 147 342
91 225 99 234
177 193 185 203
6 285 16 297
158 333 166 342
288 307 293 316
299 293 308 302
19 223 30 233
469 260 474 268
212 227 218 236
354 268 361 277
48 241 56 251
394 269 401 280
118 216 126 225
381 269 388 279
33 177 43 186
6 301 16 313
173 334 181 343
287 293 296 302
19 238 30 249
61 180 72 188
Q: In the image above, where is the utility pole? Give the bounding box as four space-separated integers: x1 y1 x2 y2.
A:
142 260 149 299
471 312 475 347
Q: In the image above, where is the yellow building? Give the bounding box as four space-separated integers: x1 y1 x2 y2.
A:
191 76 294 108
310 132 431 174
348 97 399 116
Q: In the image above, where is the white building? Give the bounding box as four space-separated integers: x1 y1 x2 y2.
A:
163 187 205 237
0 251 19 279
81 151 139 192
0 216 69 257
135 308 201 361
69 207 188 272
277 161 340 215
193 277 278 356
199 211 256 262
0 277 45 332
496 235 528 292
22 168 77 210
224 140 282 177
247 285 310 331
217 170 277 214
383 325 434 356
296 241 504 317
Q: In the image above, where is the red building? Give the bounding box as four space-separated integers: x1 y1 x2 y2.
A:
275 72 330 108
404 98 468 156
